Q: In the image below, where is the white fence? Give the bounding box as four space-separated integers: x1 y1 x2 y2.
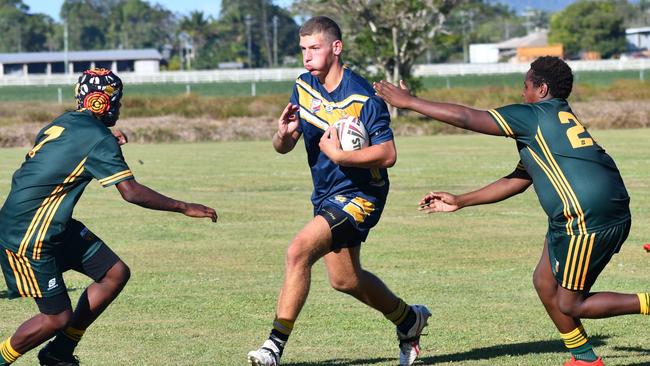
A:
0 59 648 86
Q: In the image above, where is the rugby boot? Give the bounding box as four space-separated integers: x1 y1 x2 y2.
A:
247 340 280 366
563 356 605 366
397 304 432 366
37 343 80 366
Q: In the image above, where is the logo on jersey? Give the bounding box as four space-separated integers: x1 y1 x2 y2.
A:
335 195 347 203
80 227 97 242
310 99 322 113
48 278 58 290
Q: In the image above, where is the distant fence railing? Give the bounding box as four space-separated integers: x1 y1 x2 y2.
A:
1 59 648 86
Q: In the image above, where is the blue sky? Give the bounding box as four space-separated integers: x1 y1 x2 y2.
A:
23 0 293 21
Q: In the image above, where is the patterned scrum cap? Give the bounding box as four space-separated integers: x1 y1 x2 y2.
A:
75 68 123 123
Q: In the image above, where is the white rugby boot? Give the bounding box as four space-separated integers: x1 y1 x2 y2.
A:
397 304 432 366
247 340 281 366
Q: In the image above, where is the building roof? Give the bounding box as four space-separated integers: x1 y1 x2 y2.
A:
626 27 650 35
496 30 549 49
0 49 162 64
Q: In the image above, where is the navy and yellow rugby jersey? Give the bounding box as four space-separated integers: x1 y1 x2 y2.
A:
488 98 630 233
0 111 134 259
290 67 394 208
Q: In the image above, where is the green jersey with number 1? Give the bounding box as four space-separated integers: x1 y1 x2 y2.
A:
488 98 630 234
0 111 134 259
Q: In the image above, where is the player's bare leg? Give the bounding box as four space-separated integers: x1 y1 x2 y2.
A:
38 261 130 365
69 260 130 329
323 241 430 366
0 309 72 365
275 216 333 321
249 216 333 365
535 239 648 366
324 246 399 313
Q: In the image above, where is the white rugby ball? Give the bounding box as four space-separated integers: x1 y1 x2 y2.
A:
333 116 369 151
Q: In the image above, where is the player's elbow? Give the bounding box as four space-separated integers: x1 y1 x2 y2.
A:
382 150 397 168
116 180 142 204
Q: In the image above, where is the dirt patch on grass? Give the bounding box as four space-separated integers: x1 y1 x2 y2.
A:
1 100 648 147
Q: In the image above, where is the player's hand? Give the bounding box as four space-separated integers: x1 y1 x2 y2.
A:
182 203 218 222
319 126 343 163
373 80 413 109
418 191 460 213
277 103 300 139
112 129 128 145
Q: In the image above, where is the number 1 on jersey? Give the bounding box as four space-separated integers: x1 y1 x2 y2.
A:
28 126 65 158
558 111 593 149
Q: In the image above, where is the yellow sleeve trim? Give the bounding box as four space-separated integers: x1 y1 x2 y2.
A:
488 109 514 137
98 169 133 187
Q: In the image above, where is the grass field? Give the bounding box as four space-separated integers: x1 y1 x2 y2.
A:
0 69 648 102
0 129 648 365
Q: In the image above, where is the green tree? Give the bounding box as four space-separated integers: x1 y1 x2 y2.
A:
111 0 175 49
60 0 111 50
549 0 626 59
215 0 299 68
0 0 56 52
430 1 526 63
61 0 175 51
179 11 212 69
294 0 461 114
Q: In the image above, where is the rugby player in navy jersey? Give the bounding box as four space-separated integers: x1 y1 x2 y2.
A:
247 16 430 366
374 56 649 366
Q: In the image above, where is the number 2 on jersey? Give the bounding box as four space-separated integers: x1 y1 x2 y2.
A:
558 111 593 149
28 126 65 158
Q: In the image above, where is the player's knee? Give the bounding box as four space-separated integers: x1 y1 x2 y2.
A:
42 309 72 331
557 296 582 317
532 271 547 293
532 268 555 297
329 276 360 294
105 260 131 290
285 239 313 268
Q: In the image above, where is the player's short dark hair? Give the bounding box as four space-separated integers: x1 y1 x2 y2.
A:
529 56 573 99
299 16 342 42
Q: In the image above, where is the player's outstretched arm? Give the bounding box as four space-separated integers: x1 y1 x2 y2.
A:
419 169 532 214
116 179 217 222
319 126 396 168
373 80 503 136
273 103 301 154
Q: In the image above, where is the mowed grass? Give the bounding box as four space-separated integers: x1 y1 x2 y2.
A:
0 129 648 365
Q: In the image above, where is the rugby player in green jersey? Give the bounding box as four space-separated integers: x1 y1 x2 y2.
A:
374 56 648 366
0 68 217 366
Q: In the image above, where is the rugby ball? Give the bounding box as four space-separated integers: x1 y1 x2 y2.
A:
334 116 369 151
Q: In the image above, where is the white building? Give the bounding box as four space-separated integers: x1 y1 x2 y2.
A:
469 30 550 63
626 27 650 50
0 49 162 77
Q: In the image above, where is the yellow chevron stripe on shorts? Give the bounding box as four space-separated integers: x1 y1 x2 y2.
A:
342 197 375 224
562 233 595 291
6 250 41 297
